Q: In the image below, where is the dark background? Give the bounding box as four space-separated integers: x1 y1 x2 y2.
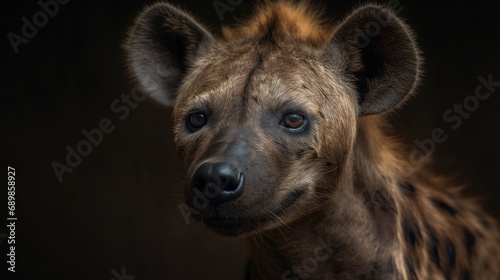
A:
1 0 499 279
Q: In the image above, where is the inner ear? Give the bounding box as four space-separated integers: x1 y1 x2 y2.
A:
125 3 214 107
327 4 422 116
355 34 385 104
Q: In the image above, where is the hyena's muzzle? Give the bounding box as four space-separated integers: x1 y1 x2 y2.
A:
185 128 305 236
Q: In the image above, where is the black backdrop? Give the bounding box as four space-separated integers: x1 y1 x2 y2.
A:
2 1 500 279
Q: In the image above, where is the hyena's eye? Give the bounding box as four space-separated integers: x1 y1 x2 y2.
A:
281 113 307 131
187 112 208 132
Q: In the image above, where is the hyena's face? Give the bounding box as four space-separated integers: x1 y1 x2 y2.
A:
171 42 357 235
126 2 420 236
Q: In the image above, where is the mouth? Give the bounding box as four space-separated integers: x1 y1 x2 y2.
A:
203 218 247 236
202 188 305 236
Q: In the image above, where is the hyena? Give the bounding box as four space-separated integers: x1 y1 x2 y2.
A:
125 1 500 279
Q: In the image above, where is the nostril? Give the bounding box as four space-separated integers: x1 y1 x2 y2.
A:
214 164 241 192
191 162 245 205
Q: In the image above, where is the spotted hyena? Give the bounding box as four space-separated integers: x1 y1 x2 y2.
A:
125 1 500 279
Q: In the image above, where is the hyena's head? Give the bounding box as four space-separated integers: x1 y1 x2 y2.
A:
126 1 420 236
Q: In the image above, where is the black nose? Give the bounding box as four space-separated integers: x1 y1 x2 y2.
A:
191 162 244 206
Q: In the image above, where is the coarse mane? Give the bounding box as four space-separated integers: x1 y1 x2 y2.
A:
221 1 334 46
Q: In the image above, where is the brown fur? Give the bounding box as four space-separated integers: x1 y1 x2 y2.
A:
222 1 334 47
125 1 500 279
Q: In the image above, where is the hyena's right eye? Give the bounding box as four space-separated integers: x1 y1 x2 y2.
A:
187 112 208 132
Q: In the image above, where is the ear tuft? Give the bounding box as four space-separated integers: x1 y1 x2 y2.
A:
124 3 213 107
327 4 422 116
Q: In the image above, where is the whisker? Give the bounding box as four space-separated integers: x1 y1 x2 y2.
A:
267 210 291 229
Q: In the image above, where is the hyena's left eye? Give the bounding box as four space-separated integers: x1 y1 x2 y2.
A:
281 113 307 131
187 112 207 132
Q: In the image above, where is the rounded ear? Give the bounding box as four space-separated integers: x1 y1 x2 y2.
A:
125 3 214 107
326 4 422 116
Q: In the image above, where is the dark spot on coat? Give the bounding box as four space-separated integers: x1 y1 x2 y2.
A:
446 241 456 267
464 229 476 255
405 257 416 280
403 219 420 248
374 190 397 213
400 182 416 196
431 199 457 216
428 227 441 269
